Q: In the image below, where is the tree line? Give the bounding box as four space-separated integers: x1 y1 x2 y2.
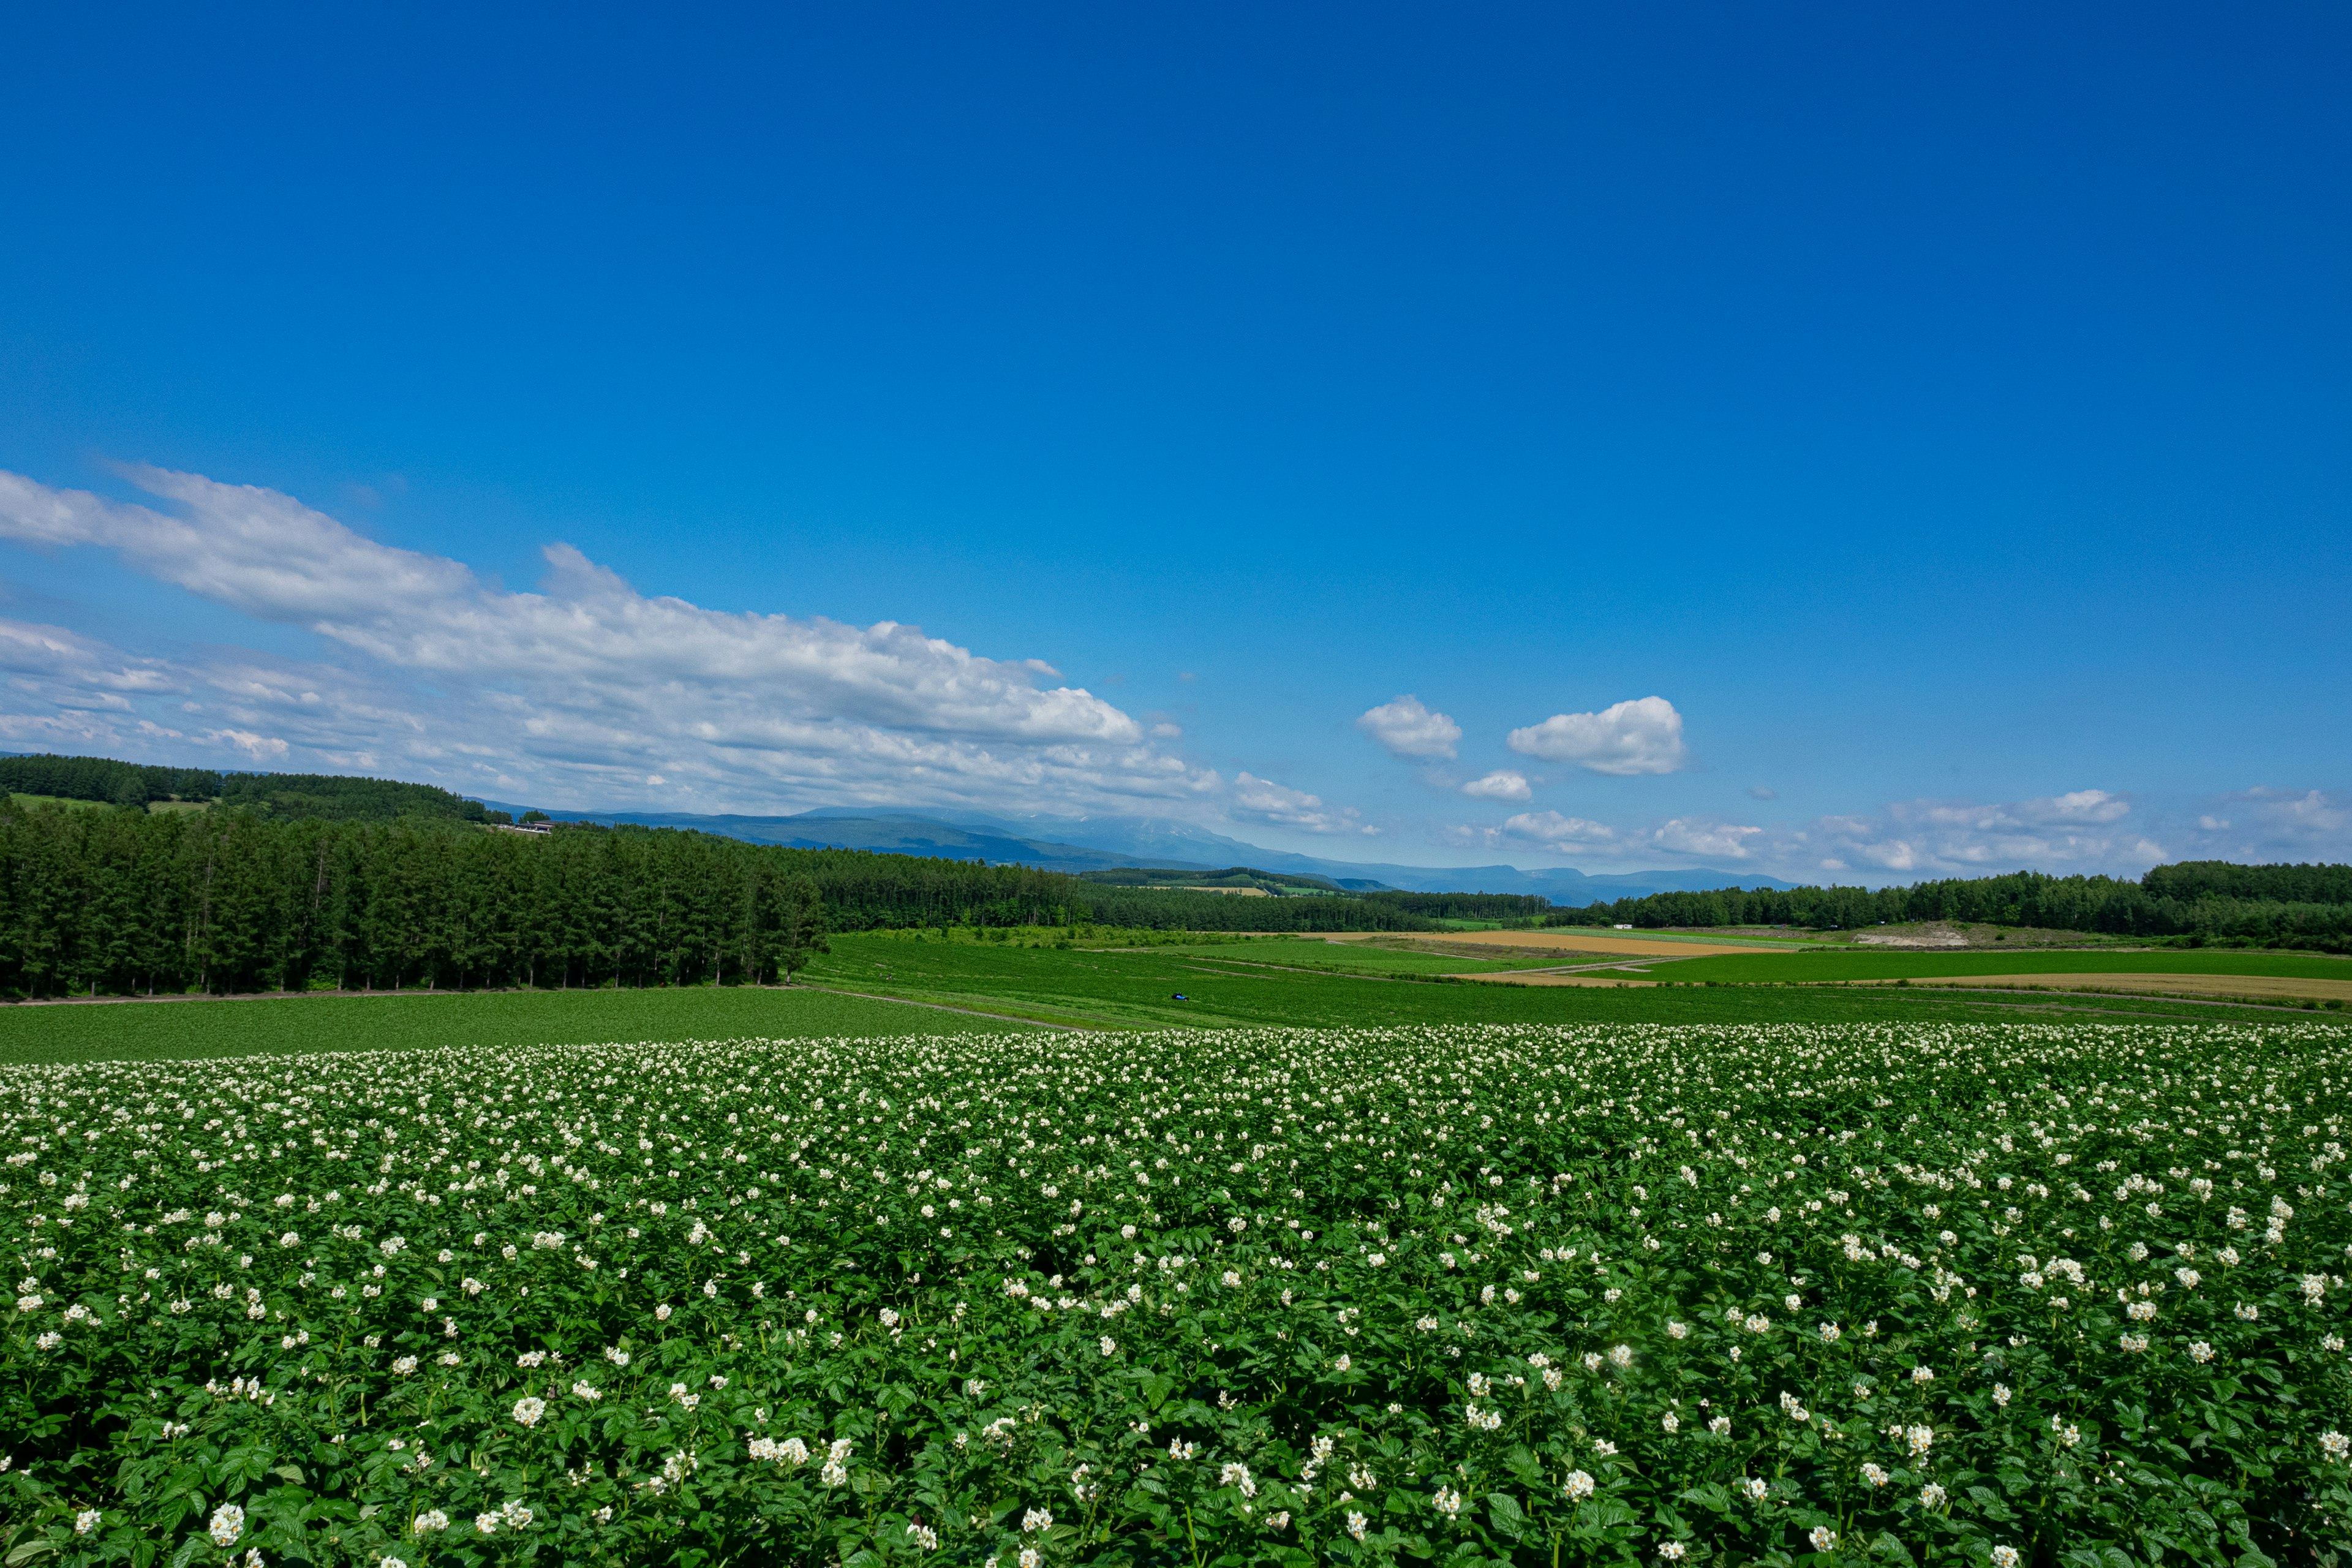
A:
1359 890 1555 920
1544 864 2352 953
0 802 1433 998
0 751 496 823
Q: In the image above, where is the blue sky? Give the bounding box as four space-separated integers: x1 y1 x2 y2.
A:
1 3 2346 880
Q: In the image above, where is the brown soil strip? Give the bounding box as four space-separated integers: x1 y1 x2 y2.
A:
1842 973 2352 1005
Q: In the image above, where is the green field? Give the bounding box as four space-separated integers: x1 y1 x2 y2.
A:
1641 946 2352 982
0 932 2332 1066
0 985 998 1066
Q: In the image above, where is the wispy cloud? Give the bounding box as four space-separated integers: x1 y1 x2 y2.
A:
1232 771 1376 835
1355 694 1461 760
1801 790 2158 875
0 465 1228 814
1507 696 1687 775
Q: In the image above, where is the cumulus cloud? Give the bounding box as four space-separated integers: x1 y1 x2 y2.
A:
1355 695 1461 760
1506 696 1687 775
1460 769 1531 802
1651 818 1763 859
0 465 1222 814
1500 810 1619 848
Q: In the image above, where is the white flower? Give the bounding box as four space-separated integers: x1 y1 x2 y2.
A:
1022 1506 1054 1532
1809 1527 1838 1552
1333 1354 1351 1373
1564 1469 1596 1499
1861 1463 1890 1487
1910 1365 1934 1384
1660 1545 1687 1562
1919 1482 1946 1507
513 1396 546 1427
1346 1510 1370 1542
391 1356 418 1376
415 1510 450 1532
1905 1425 1934 1458
1740 1477 1766 1501
209 1504 245 1547
1100 1336 1117 1357
1432 1486 1463 1519
74 1510 101 1536
1992 1382 2010 1406
2321 1431 2350 1460
1991 1549 2021 1568
475 1513 500 1536
2189 1341 2215 1363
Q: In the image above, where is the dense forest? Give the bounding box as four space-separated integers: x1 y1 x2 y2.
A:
1360 890 1555 920
1547 865 2352 953
0 751 499 823
0 801 1433 997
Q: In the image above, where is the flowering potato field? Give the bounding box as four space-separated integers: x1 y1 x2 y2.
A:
4 1022 2350 1568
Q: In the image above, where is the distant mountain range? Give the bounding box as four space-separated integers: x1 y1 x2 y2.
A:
481 801 1798 904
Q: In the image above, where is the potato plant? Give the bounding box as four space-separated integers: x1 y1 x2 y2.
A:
2 1022 2349 1567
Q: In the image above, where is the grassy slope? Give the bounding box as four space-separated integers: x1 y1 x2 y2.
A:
0 933 2328 1067
1648 948 2352 982
0 986 999 1066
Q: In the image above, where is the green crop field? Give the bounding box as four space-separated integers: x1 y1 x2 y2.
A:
0 988 1017 1068
0 935 2324 1070
1637 949 2352 984
4 1019 2349 1566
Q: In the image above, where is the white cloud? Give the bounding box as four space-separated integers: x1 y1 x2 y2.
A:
2178 787 2350 862
1746 785 1777 801
1460 769 1531 802
1650 818 1763 859
1355 694 1461 760
1501 810 1619 848
0 465 1227 815
1507 696 1687 775
1796 790 2157 876
1231 771 1376 836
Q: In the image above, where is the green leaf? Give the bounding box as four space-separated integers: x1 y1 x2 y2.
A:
1486 1491 1526 1540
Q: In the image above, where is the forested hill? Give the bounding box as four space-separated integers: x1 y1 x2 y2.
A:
0 752 496 823
0 799 1434 997
1547 864 2352 952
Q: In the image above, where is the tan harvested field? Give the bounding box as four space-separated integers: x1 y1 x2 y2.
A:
1847 972 2352 1005
1330 930 1797 958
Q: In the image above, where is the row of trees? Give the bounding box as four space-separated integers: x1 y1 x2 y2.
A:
1360 890 1555 920
0 802 1431 997
0 752 495 821
1545 865 2352 952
